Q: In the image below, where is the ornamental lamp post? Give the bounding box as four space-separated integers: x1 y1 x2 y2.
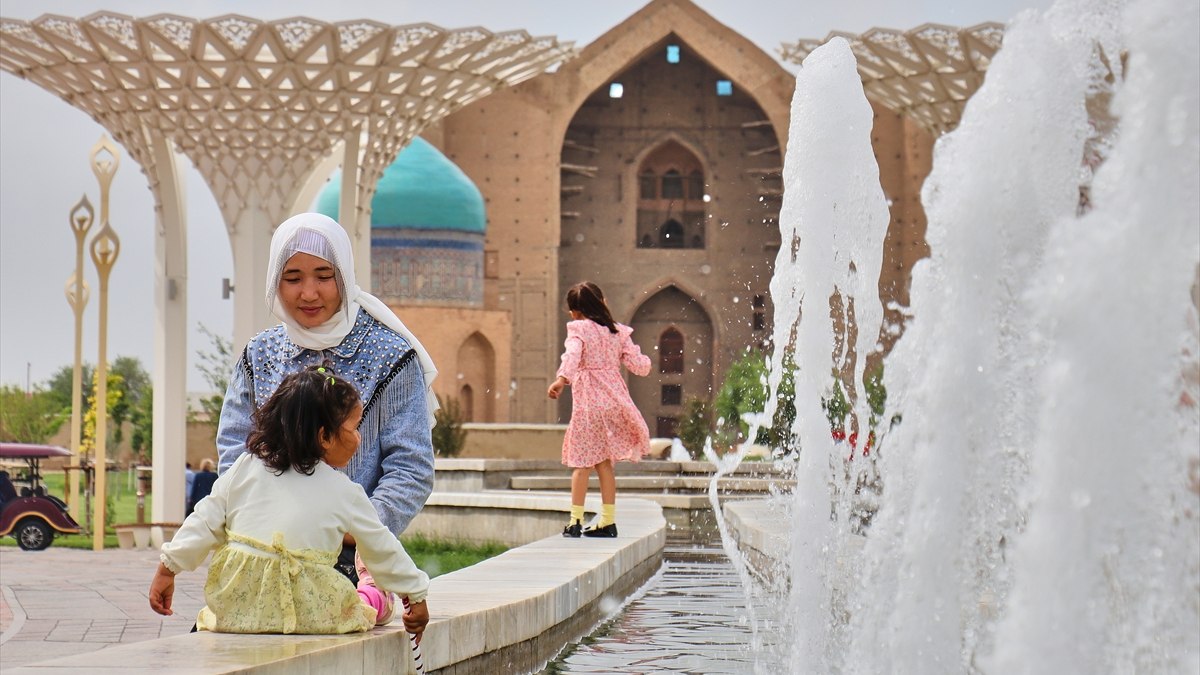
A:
88 135 120 551
63 195 93 522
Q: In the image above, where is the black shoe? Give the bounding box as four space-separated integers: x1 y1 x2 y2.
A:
582 523 617 538
563 521 582 538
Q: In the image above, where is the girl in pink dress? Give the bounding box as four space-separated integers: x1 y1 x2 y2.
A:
547 281 651 538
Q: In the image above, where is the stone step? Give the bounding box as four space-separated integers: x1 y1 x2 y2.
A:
436 458 788 477
508 475 792 493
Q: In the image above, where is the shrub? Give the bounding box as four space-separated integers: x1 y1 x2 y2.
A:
432 395 468 457
676 397 712 458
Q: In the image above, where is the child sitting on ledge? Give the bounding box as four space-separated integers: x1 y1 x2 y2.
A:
148 365 430 639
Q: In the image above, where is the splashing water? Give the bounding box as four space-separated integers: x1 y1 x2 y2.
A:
744 0 1200 671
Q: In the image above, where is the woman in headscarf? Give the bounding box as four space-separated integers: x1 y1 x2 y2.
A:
216 212 438 583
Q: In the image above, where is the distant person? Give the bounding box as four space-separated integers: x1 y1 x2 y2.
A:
216 212 437 584
186 459 217 517
0 470 17 504
149 366 430 637
184 462 195 512
548 281 651 537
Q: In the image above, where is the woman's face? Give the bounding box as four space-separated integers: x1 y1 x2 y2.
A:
322 402 363 469
278 252 341 328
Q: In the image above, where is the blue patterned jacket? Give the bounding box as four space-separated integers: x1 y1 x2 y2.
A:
216 308 434 535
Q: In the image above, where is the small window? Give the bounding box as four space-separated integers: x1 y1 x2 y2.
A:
659 220 684 248
716 80 733 96
661 384 682 406
661 170 683 199
666 45 680 64
656 416 679 438
639 172 657 199
659 328 684 373
753 312 765 331
687 171 704 199
753 294 765 308
609 82 624 98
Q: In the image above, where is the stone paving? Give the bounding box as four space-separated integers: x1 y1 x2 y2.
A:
0 546 207 669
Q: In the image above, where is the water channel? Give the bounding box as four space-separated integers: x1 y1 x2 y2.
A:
539 537 784 674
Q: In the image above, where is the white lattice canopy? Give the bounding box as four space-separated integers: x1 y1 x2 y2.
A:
0 12 574 225
781 23 1004 135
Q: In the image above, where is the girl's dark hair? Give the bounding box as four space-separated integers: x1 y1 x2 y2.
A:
246 364 361 475
566 281 618 333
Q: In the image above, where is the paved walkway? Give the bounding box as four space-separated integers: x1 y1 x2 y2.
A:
0 546 206 670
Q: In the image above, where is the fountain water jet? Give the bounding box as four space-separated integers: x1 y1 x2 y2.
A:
749 0 1199 671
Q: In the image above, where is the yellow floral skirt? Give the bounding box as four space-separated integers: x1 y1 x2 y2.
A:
196 531 375 634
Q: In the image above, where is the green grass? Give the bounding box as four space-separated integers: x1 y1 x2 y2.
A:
401 534 509 578
3 472 508 576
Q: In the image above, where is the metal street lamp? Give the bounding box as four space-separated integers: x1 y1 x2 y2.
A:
63 196 93 522
88 135 120 552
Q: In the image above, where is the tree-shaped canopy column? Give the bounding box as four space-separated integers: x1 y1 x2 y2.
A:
0 12 573 524
781 23 1004 135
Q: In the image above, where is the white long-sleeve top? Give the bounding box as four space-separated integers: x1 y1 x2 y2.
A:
162 453 428 605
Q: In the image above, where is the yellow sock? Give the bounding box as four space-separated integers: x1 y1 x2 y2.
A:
570 504 585 524
598 503 616 527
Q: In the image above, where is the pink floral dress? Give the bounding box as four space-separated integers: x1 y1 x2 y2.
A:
557 319 652 468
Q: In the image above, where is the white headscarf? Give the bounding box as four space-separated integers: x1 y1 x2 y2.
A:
266 212 439 427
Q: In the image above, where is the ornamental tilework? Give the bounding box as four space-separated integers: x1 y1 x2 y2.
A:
371 229 484 306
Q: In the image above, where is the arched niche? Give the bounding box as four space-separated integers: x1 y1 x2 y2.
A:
629 285 714 438
456 332 496 423
636 141 707 249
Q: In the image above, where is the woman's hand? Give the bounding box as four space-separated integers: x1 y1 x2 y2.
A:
547 376 568 400
149 563 176 616
403 599 429 645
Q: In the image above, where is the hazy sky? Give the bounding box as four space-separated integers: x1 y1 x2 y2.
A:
0 0 1053 391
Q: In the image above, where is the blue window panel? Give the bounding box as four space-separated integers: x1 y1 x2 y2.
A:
609 82 624 98
716 79 733 96
666 45 680 63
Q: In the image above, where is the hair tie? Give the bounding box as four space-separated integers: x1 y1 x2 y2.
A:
316 366 335 386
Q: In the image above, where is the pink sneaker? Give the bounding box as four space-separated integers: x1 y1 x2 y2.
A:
355 554 397 624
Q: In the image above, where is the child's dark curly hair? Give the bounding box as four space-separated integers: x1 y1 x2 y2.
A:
246 364 361 475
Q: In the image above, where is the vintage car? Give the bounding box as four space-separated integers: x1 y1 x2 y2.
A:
0 443 83 550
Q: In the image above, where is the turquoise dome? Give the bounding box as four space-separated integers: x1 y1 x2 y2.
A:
316 137 485 233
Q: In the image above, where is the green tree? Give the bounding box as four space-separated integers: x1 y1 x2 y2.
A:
108 356 150 447
44 362 95 413
194 324 234 440
0 385 68 443
432 395 468 457
128 382 154 463
81 370 124 456
714 350 767 447
42 357 150 449
713 348 796 451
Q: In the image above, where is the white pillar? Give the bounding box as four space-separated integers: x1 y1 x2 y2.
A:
291 148 342 216
148 132 188 528
339 128 372 292
228 203 276 349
